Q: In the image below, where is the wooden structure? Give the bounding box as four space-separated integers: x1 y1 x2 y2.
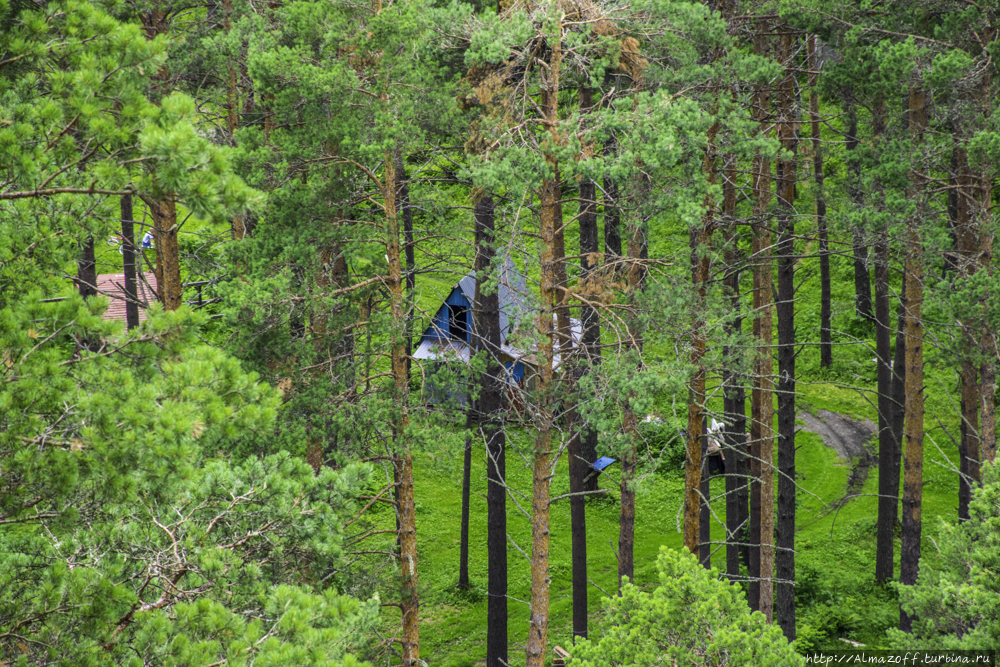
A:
95 272 158 323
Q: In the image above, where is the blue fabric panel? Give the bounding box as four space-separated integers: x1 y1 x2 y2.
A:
593 456 617 471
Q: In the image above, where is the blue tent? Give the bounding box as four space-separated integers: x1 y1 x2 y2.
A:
414 262 528 404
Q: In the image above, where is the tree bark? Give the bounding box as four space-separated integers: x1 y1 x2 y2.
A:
578 86 601 494
457 165 473 591
976 63 996 464
121 194 140 330
981 363 997 463
150 197 182 311
979 173 996 464
890 278 907 502
526 29 562 664
528 170 557 667
749 30 774 617
809 37 832 368
685 119 717 556
846 105 872 321
722 156 749 580
474 194 508 667
77 237 97 300
396 152 415 379
384 154 420 665
955 146 980 522
722 256 747 578
458 423 473 590
899 86 926 635
699 420 711 568
958 382 978 522
869 94 897 583
774 29 797 640
617 130 649 594
603 133 622 267
568 85 597 639
618 217 645 589
756 199 775 623
140 12 182 311
76 235 102 352
874 234 897 581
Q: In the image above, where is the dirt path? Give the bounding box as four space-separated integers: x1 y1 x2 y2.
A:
796 409 877 510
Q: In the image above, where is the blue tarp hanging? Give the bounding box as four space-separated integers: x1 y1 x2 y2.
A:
592 456 617 471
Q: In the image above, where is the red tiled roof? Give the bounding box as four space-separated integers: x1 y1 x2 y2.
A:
97 273 159 323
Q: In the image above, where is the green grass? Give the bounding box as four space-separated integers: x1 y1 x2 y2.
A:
378 205 970 662
398 431 687 667
394 369 963 664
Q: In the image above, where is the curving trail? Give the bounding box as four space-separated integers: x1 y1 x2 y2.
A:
796 409 877 511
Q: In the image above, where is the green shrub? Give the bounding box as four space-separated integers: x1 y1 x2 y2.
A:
569 548 804 667
887 462 1000 650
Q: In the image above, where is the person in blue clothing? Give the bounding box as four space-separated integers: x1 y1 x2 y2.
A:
142 230 154 249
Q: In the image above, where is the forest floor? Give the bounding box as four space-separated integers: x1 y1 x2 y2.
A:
378 378 961 665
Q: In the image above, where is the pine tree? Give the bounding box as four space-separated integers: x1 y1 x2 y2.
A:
774 27 798 640
569 549 804 667
899 82 927 634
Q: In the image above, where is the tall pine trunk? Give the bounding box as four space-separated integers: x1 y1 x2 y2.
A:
458 422 473 589
603 133 622 267
874 233 897 580
749 28 774 617
722 196 747 579
870 95 899 583
618 215 644 589
578 162 600 492
846 105 872 321
76 236 100 353
685 120 718 555
618 129 649 591
77 237 97 300
722 156 749 579
899 86 926 635
474 194 508 667
141 12 182 311
891 279 907 488
699 419 711 567
222 0 244 240
979 161 996 464
954 146 981 521
526 28 563 664
150 197 182 311
384 154 420 665
569 85 598 638
121 194 140 330
975 62 995 465
774 29 797 640
809 37 832 368
396 152 416 377
529 167 557 667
